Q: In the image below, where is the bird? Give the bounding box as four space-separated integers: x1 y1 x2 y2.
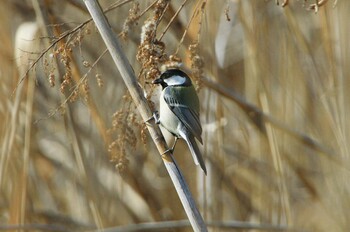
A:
151 69 207 175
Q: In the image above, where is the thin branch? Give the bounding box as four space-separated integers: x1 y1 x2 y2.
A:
174 0 202 55
85 219 304 232
158 0 189 41
13 0 134 96
0 220 305 232
201 77 336 158
82 0 207 231
136 0 159 21
34 48 108 124
0 224 70 232
13 19 91 95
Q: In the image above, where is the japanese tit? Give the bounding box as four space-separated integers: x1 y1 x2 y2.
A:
152 69 207 175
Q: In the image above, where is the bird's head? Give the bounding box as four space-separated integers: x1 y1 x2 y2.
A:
152 69 192 89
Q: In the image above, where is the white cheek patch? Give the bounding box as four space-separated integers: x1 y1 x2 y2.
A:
164 75 186 86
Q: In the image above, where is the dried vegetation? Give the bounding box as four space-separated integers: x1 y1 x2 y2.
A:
0 0 348 231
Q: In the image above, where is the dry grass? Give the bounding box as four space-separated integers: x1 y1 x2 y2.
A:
1 0 348 231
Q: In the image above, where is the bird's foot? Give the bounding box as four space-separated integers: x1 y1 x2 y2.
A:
145 111 160 125
162 148 173 155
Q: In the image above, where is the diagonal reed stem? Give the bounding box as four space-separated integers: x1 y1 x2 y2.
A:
82 0 207 231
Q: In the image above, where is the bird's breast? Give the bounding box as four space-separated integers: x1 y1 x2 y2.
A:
159 90 182 137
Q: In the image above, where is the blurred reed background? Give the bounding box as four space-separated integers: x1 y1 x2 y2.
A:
1 0 349 231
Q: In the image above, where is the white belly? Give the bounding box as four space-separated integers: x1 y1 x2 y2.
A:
159 91 182 138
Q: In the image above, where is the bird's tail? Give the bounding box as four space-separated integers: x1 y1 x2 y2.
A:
185 135 207 175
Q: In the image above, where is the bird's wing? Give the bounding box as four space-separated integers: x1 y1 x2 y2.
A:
163 87 203 143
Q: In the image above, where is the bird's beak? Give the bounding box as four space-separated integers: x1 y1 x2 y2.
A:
152 78 162 85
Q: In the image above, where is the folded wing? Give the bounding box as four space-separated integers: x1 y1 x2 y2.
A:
163 87 203 144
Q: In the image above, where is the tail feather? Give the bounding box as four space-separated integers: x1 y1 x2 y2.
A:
185 135 207 175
